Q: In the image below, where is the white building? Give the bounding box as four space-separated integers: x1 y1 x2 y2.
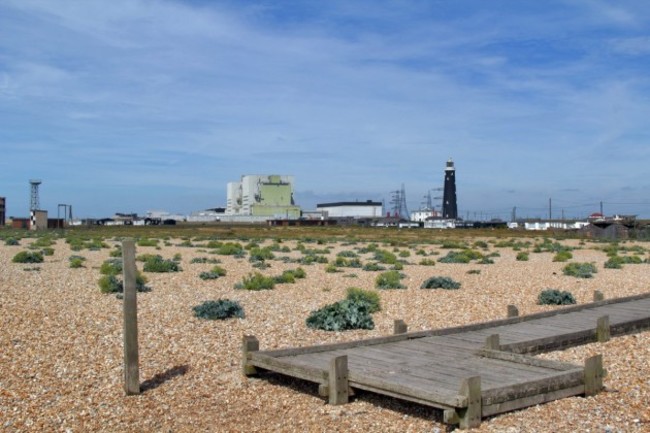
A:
411 208 440 223
424 218 456 229
225 175 300 219
316 201 383 218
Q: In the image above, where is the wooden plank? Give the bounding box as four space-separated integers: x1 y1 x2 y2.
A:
250 353 327 383
482 384 585 417
348 370 468 408
477 349 579 371
481 369 584 405
257 293 650 359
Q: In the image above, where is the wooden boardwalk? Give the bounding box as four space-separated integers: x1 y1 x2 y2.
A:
242 293 650 429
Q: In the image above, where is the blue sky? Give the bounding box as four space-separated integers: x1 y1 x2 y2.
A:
1 0 649 219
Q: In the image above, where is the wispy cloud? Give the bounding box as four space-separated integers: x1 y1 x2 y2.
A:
1 0 649 217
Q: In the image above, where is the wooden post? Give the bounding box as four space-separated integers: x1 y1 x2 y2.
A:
485 334 500 351
596 315 610 342
242 335 259 376
593 290 604 302
458 376 482 429
393 319 408 335
329 355 349 405
507 305 519 318
584 354 603 396
122 239 140 395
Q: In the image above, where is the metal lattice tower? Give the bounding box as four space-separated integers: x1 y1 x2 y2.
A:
29 179 42 211
390 184 410 220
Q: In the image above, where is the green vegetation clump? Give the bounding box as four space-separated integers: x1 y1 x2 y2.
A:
345 287 381 313
337 250 358 258
100 258 123 275
235 272 275 290
273 268 307 284
538 289 576 305
438 249 483 264
325 264 340 273
362 262 386 271
306 299 374 331
143 256 181 272
248 247 275 262
190 257 221 264
375 270 406 289
516 252 529 261
373 249 398 265
552 251 573 262
604 255 643 269
12 251 44 263
69 255 86 268
5 238 20 246
98 272 149 294
215 242 245 256
137 238 159 247
441 240 468 249
193 299 244 320
418 258 436 266
333 256 363 268
563 262 597 278
420 276 461 290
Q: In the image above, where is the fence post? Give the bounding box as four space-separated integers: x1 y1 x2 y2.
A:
329 355 349 405
393 319 408 335
458 376 482 429
593 290 605 302
242 335 259 376
122 238 140 395
584 354 603 396
507 305 519 318
596 316 610 342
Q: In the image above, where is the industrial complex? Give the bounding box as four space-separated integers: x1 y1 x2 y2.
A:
0 158 644 238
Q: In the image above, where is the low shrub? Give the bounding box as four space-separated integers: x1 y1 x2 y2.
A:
333 256 363 268
98 272 149 294
467 269 481 274
5 238 20 246
516 252 529 261
419 258 436 266
137 238 159 247
538 289 576 305
100 258 123 276
337 250 358 258
325 264 340 273
438 250 483 264
305 299 374 331
563 262 597 278
69 255 86 268
420 276 461 290
373 249 398 265
235 272 275 290
248 247 275 262
553 251 573 262
216 242 245 256
12 251 44 263
193 299 244 320
345 287 381 313
604 255 643 269
143 256 181 272
190 257 221 264
375 270 405 289
362 262 386 271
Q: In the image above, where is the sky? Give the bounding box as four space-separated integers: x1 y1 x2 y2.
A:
1 0 650 220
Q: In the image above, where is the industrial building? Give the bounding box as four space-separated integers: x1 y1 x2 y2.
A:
225 175 300 221
316 201 383 219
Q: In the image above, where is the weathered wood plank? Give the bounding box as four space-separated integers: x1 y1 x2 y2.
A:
250 353 327 383
458 376 481 429
477 349 579 371
584 354 604 397
329 356 349 405
482 384 585 417
597 316 610 342
481 369 584 405
122 239 140 396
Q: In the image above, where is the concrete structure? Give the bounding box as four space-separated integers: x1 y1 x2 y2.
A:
424 218 456 229
442 158 458 220
523 220 589 231
317 201 383 219
226 175 300 220
30 210 48 230
0 196 5 226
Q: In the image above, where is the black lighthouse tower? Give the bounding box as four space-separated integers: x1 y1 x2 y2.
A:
442 158 457 219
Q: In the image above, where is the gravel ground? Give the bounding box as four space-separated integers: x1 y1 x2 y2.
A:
1 236 649 432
